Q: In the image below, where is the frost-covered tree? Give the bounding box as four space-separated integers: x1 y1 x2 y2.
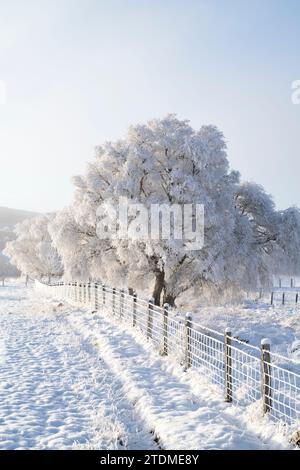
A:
230 182 300 290
275 207 300 276
0 253 19 286
50 115 300 304
49 204 126 285
4 215 63 281
235 182 279 253
233 182 281 288
52 115 240 305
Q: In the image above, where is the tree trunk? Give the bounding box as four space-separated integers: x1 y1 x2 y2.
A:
152 270 165 306
163 291 176 307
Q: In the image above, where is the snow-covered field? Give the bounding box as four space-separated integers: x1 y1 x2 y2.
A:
0 281 295 450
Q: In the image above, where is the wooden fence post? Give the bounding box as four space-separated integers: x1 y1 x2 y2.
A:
147 298 154 339
270 291 274 305
261 338 272 414
162 303 169 356
112 287 116 315
185 313 192 369
282 292 285 305
79 283 82 303
122 289 125 318
88 282 91 304
296 293 299 304
102 284 106 305
133 292 137 327
120 289 124 318
94 283 98 310
74 281 77 303
224 328 232 402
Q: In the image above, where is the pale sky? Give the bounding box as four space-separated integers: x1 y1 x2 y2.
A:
0 0 300 213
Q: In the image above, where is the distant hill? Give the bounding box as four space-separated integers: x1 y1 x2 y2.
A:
0 207 38 231
0 207 39 253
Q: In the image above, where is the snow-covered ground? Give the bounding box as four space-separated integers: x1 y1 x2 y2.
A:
0 281 294 450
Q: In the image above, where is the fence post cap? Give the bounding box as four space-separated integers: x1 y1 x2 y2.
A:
185 312 192 320
148 297 154 304
225 327 232 334
163 303 169 309
261 337 271 346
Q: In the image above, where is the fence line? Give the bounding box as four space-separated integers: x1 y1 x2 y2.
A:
270 290 300 305
35 280 300 433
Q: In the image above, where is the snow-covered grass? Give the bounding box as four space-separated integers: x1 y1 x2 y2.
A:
0 281 296 450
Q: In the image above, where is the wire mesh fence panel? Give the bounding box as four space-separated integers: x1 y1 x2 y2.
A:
167 317 186 364
189 327 225 389
267 355 300 425
229 342 261 406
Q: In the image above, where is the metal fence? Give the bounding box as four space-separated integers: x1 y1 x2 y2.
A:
35 280 300 432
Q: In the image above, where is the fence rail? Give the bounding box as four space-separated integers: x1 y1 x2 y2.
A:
35 280 300 433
